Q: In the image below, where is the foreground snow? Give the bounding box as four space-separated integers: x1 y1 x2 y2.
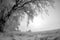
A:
0 29 60 40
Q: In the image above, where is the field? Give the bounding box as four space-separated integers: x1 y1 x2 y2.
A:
0 29 60 40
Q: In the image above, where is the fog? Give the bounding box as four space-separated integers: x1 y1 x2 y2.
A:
18 0 60 32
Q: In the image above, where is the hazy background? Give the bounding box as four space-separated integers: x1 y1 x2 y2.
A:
19 0 60 32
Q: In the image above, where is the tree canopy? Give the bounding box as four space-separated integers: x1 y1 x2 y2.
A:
0 0 55 32
12 0 55 26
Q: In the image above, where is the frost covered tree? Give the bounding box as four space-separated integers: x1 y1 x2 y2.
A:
0 0 55 32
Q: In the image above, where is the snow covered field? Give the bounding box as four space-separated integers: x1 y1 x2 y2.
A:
0 29 60 40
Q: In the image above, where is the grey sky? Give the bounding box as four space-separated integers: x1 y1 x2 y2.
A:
18 0 60 32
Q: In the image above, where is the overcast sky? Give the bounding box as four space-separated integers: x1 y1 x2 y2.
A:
19 0 60 32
